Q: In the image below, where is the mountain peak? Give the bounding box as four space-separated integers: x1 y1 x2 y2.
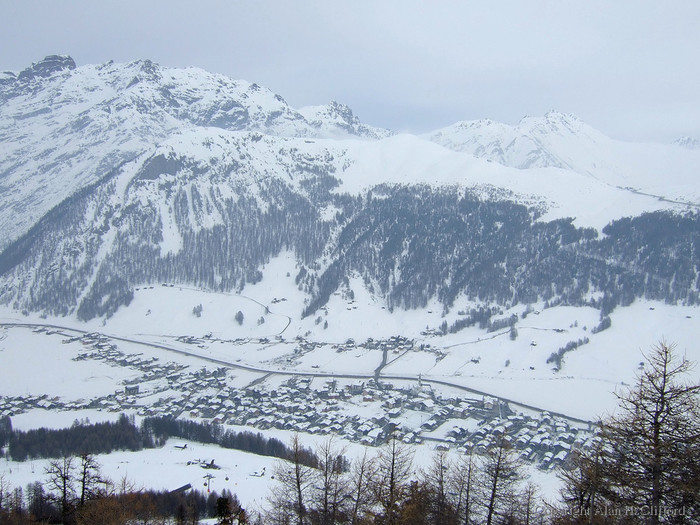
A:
300 100 359 126
326 100 354 119
17 55 76 81
0 70 15 85
298 100 392 139
518 111 583 130
672 136 700 150
425 111 608 170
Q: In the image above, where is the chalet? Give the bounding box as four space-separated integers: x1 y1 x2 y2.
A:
366 427 383 445
515 434 531 449
387 408 402 419
416 398 435 412
541 451 554 467
553 440 572 454
421 419 439 431
357 422 373 435
474 439 491 454
349 381 364 395
553 450 569 464
125 385 140 396
483 396 497 411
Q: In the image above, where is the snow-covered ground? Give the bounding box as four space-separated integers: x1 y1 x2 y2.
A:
1 295 697 509
426 111 700 212
337 133 693 231
0 329 137 400
0 421 563 514
1 436 279 517
2 264 698 421
1 255 698 509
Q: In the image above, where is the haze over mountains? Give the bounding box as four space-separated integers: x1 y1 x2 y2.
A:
0 55 699 329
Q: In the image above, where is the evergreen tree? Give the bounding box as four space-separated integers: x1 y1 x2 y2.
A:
601 342 699 523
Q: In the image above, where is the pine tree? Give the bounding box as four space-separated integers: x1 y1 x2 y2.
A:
422 450 457 525
312 437 350 524
448 452 477 525
269 434 317 525
349 449 373 525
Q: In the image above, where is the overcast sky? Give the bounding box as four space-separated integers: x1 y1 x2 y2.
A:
1 1 698 142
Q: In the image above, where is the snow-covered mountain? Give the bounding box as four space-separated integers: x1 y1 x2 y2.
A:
426 112 597 169
0 55 389 251
426 111 700 208
298 100 393 140
0 56 699 327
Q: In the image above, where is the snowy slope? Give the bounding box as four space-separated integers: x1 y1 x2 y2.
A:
337 133 688 229
1 56 699 411
426 111 700 208
0 56 389 251
2 54 700 515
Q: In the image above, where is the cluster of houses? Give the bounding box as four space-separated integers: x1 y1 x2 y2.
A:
0 394 65 417
3 329 594 471
445 410 591 470
72 333 189 383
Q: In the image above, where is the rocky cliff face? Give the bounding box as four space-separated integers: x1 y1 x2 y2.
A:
16 54 77 81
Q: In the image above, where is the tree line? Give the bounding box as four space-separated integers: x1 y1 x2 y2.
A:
305 187 700 317
8 414 150 462
0 414 11 457
7 414 322 469
1 170 699 323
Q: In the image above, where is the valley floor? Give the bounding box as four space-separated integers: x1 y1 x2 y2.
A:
1 286 698 508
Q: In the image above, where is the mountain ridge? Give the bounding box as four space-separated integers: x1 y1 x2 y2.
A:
0 55 389 251
1 55 699 324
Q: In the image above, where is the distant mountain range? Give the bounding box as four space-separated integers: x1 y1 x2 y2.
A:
1 55 699 322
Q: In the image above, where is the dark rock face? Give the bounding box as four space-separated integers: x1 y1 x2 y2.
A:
17 55 76 81
0 71 16 85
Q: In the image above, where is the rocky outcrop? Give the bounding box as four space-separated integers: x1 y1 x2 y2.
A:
17 55 76 81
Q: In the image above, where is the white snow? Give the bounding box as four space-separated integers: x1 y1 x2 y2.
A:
0 328 137 400
426 111 700 212
2 58 700 512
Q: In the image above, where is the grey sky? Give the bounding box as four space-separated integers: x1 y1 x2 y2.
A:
1 1 698 142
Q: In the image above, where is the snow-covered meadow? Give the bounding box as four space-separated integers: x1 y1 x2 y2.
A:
1 273 698 507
